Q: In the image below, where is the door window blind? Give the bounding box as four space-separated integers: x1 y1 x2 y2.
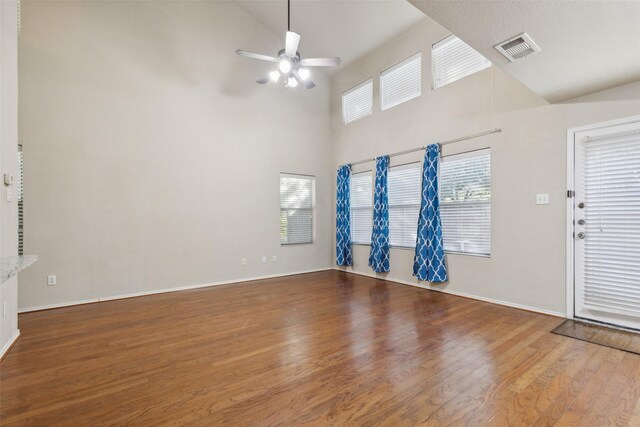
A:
582 132 640 316
380 53 421 110
388 162 421 248
342 79 373 125
440 149 491 255
432 35 491 89
350 171 372 244
280 173 315 245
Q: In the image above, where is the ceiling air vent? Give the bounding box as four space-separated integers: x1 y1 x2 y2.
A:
494 33 540 62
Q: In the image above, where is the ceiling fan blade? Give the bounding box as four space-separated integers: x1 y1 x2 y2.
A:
293 71 316 90
301 79 316 90
256 76 270 84
236 50 278 63
300 57 341 67
285 31 301 57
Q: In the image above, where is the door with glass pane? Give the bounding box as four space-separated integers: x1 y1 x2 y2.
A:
574 120 640 329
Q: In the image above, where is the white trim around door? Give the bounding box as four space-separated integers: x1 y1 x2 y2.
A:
566 114 640 325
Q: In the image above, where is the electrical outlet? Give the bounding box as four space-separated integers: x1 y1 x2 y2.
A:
6 188 13 202
261 256 267 264
47 275 56 286
272 255 277 263
241 258 247 266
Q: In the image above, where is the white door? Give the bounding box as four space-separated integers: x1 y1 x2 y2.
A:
574 120 640 330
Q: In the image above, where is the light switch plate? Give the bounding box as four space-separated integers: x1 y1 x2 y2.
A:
536 193 549 205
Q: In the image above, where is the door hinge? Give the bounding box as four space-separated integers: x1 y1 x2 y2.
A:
567 190 575 198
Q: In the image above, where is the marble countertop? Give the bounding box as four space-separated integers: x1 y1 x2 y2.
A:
1 255 38 284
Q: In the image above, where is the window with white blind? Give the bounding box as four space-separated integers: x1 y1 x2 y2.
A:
380 53 421 110
439 149 491 255
280 173 315 245
342 79 373 125
432 35 491 89
388 162 422 248
350 171 372 244
17 145 24 256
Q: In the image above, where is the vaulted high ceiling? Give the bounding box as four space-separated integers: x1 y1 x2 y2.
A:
235 0 427 73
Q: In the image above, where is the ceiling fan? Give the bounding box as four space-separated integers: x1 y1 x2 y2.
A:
235 0 341 89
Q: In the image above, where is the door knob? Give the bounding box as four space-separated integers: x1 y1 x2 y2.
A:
577 232 586 239
578 202 585 209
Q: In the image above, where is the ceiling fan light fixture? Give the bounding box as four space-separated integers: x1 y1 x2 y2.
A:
235 0 340 90
278 59 292 74
298 68 310 80
269 70 281 82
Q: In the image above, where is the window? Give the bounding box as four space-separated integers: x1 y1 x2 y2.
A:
439 149 491 255
350 171 372 244
342 79 373 124
388 163 422 248
18 145 24 256
380 53 421 110
280 174 315 245
432 35 491 89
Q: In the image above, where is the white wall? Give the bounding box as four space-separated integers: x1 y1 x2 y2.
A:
18 1 333 311
330 19 640 316
0 0 20 354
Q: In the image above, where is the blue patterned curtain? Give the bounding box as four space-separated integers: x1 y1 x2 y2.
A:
336 164 353 266
413 145 448 282
369 156 390 273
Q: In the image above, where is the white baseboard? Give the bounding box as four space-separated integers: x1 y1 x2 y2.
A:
335 268 566 318
1 329 20 360
19 268 333 313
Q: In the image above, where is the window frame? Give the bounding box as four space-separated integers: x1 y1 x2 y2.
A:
342 78 373 125
279 172 316 246
439 148 491 257
431 34 491 90
350 170 373 246
380 52 422 111
388 161 422 249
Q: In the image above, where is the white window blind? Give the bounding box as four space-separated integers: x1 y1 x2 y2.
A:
380 53 421 110
280 174 315 245
17 145 24 256
432 35 491 89
342 79 373 125
388 163 421 248
582 132 640 316
350 171 372 244
440 149 491 255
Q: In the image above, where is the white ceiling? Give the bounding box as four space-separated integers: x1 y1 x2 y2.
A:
409 0 640 103
235 0 427 73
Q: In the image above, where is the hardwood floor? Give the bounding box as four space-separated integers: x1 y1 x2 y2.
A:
1 270 639 426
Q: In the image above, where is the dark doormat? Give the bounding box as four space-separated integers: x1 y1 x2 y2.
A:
552 320 640 355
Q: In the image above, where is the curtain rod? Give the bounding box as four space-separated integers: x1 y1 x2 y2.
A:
349 128 501 166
